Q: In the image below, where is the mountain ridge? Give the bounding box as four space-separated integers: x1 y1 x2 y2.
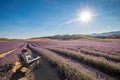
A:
91 31 120 36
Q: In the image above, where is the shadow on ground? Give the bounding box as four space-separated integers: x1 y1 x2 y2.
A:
10 66 25 80
10 58 62 80
32 59 61 80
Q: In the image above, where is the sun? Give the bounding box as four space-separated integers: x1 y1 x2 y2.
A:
64 7 95 24
78 8 94 23
80 11 92 22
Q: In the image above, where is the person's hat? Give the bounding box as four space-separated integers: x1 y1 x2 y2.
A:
22 48 28 53
23 48 27 50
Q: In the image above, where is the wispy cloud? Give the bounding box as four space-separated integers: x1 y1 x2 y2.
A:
63 18 80 25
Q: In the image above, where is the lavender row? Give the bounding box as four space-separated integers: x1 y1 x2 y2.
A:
29 44 95 80
48 48 120 79
0 43 27 79
29 41 120 63
0 43 27 65
80 48 120 62
76 46 120 56
0 44 27 80
58 46 120 57
0 41 25 54
46 49 117 80
29 40 120 56
61 46 120 62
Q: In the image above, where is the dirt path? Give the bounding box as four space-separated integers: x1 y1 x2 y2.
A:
10 59 61 80
32 59 61 80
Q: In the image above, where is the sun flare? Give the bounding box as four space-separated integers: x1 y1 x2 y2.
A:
78 8 95 23
65 7 95 24
79 11 92 22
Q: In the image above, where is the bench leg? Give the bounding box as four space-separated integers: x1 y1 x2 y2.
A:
36 60 40 68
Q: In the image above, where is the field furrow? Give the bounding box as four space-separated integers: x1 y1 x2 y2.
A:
46 48 116 80
48 48 120 79
29 45 96 80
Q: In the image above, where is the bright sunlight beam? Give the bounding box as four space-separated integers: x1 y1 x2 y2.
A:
78 7 95 23
64 7 96 24
79 11 92 22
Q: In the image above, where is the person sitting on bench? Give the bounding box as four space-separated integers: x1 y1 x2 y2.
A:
21 48 40 64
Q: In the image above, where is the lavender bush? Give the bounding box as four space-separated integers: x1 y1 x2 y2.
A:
48 48 120 79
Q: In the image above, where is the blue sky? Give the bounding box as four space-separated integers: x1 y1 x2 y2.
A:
0 0 120 39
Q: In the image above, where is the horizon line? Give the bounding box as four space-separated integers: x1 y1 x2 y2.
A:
0 30 120 39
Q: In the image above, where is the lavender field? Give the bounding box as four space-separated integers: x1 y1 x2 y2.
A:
0 41 27 79
0 40 120 80
28 40 120 80
1 0 120 80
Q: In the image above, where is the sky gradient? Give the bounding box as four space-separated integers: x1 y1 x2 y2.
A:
0 0 120 39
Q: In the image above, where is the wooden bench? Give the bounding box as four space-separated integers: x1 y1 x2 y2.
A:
17 54 41 75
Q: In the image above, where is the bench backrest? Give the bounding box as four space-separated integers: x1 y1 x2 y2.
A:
17 54 25 62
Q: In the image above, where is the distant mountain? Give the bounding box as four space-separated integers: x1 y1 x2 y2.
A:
30 34 95 40
0 38 23 41
29 31 120 40
91 31 120 36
